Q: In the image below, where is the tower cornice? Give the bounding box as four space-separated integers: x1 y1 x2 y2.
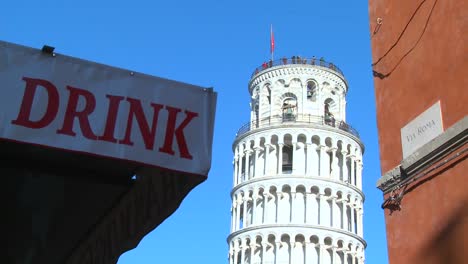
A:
248 64 348 94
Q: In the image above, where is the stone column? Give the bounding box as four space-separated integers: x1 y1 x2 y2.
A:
332 248 337 264
277 143 284 174
319 194 328 225
342 201 347 230
249 244 255 264
318 244 324 264
261 242 267 264
262 193 269 224
306 193 318 225
329 148 338 179
233 156 239 186
349 156 356 185
343 201 348 231
291 191 296 223
243 195 249 228
305 192 311 224
233 246 238 264
291 141 297 174
231 201 236 232
351 205 356 234
332 196 339 228
264 144 276 175
252 192 257 226
306 143 313 176
358 207 363 237
319 146 329 177
304 241 309 264
276 191 283 224
240 241 245 264
245 149 251 181
262 143 270 176
356 160 363 189
342 151 349 183
261 143 270 176
236 195 242 230
254 146 261 178
238 153 244 184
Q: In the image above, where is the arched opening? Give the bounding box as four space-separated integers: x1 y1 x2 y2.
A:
265 235 275 263
266 186 277 223
246 191 253 227
253 236 262 264
354 208 358 234
324 237 333 264
311 135 321 176
282 145 293 173
255 188 265 225
293 235 305 264
347 206 352 231
282 134 293 173
258 137 266 177
325 188 333 226
337 191 344 229
278 234 290 264
307 81 317 102
293 185 306 223
282 98 297 120
239 192 245 229
254 98 259 127
337 141 344 181
296 134 307 174
279 185 292 223
324 98 336 126
268 135 279 175
337 240 346 263
282 97 297 120
244 238 251 264
325 137 333 177
246 140 254 180
309 235 320 263
310 186 320 225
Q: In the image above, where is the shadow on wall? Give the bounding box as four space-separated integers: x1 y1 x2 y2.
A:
418 200 468 264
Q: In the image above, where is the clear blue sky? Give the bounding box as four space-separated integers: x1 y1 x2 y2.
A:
2 0 388 263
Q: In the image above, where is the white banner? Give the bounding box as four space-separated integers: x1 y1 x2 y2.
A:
0 41 216 176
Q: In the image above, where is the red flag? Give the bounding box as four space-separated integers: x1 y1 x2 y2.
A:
270 25 275 55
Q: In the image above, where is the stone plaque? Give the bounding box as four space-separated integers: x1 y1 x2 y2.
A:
401 101 444 158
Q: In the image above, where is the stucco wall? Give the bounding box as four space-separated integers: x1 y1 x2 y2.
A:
369 0 467 173
382 147 467 264
369 0 468 263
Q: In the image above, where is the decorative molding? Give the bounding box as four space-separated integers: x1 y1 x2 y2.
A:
377 116 467 193
227 224 367 248
249 64 347 91
233 123 364 151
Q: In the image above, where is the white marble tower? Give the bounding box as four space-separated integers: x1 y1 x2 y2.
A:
228 57 365 264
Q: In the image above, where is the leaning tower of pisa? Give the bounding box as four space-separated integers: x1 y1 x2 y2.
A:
228 57 365 264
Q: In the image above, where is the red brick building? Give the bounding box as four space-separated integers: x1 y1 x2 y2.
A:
368 0 467 263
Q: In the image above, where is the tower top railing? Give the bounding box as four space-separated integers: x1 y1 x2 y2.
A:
236 114 360 139
251 56 345 78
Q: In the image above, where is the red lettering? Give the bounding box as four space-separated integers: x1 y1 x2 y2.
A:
120 98 164 150
99 95 125 143
11 77 59 129
56 86 98 139
159 106 198 160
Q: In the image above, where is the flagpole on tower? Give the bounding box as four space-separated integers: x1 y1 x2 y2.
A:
270 24 275 61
